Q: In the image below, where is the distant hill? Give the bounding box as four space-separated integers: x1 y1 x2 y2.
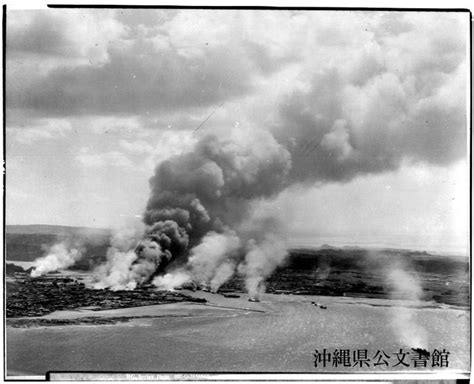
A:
6 224 110 237
319 244 339 250
5 225 111 266
286 246 468 276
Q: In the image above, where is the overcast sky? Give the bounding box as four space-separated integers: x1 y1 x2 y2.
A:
5 9 469 254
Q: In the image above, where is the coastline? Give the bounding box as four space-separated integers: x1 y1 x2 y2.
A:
6 291 470 376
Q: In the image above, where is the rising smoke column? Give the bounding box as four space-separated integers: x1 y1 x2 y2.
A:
153 230 241 291
144 127 292 292
186 230 241 292
96 126 293 292
93 13 466 293
93 220 189 290
93 223 145 290
86 71 467 295
238 234 288 300
31 241 84 277
385 260 428 348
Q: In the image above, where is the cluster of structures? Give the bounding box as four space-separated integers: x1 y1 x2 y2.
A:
6 264 206 318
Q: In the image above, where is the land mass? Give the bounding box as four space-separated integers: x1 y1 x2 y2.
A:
5 224 470 376
6 271 206 318
5 225 470 308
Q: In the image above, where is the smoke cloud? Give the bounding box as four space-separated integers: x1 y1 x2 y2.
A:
94 63 466 294
152 230 241 292
93 127 293 293
31 241 84 277
50 62 467 296
238 235 288 300
272 48 466 185
136 127 292 294
186 230 241 292
8 11 467 299
153 270 192 291
385 260 428 348
93 222 147 290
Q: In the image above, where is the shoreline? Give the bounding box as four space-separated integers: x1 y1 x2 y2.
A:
7 291 470 375
6 266 470 375
6 290 469 328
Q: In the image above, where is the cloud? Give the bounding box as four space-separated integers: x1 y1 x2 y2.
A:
320 120 353 161
76 148 133 168
7 10 296 118
5 9 469 253
118 139 154 155
117 130 197 173
7 118 72 144
271 12 467 183
7 9 126 63
115 9 178 30
8 41 255 116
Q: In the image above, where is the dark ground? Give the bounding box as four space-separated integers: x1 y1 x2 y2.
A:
220 247 470 307
6 273 206 318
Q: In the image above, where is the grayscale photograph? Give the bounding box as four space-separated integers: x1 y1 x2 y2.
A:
4 6 470 379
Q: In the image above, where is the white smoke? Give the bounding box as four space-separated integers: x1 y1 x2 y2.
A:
187 231 241 291
152 271 192 291
209 262 235 293
152 230 241 292
238 235 288 300
31 242 83 277
93 249 139 290
105 126 290 294
81 52 464 295
93 222 149 290
385 262 428 348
